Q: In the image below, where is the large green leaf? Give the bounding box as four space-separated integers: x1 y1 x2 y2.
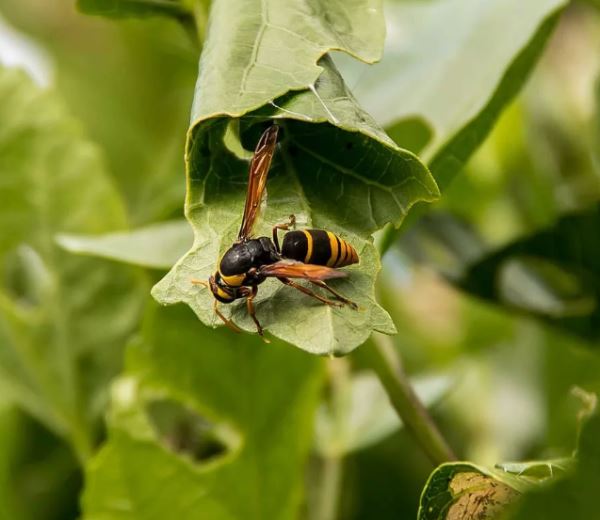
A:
336 0 566 186
0 67 143 459
152 0 438 354
82 304 324 520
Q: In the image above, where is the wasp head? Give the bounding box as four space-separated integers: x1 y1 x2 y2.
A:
209 273 237 303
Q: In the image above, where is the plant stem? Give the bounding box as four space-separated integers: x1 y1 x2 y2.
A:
314 455 342 520
313 358 349 520
368 333 456 466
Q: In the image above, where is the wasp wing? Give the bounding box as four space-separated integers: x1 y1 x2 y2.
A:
237 125 279 240
259 260 347 281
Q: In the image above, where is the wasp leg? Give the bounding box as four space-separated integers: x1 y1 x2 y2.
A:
309 280 358 310
191 278 209 288
244 286 270 343
277 277 343 307
272 214 296 252
213 300 242 333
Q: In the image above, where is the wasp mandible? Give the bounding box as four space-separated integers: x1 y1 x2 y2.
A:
193 124 359 339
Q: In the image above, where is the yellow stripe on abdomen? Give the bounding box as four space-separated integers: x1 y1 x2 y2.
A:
326 231 339 267
303 229 313 263
335 238 358 267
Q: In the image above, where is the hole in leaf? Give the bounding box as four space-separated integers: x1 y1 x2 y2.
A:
146 398 234 464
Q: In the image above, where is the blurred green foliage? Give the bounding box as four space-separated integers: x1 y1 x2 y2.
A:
0 0 599 519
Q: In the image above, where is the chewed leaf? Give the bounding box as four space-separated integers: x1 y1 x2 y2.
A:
418 463 522 520
152 3 438 355
82 305 324 520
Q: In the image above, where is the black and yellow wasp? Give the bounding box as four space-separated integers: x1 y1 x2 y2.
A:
193 124 359 339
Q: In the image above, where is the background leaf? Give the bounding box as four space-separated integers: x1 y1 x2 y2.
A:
336 0 567 186
314 371 452 457
0 67 144 459
82 304 324 520
1 2 198 225
508 409 600 519
57 220 192 270
400 204 600 345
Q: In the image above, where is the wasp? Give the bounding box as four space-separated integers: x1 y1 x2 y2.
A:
193 124 359 339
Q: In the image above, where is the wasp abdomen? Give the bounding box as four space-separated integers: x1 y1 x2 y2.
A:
281 230 358 268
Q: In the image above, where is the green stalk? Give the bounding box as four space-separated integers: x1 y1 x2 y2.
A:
314 455 342 520
368 333 456 465
314 359 349 520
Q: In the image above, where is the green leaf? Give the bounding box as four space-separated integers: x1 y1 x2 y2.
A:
0 67 143 459
417 458 570 520
8 2 198 224
82 304 324 520
0 406 82 520
458 204 600 344
57 220 192 270
76 0 191 20
190 0 385 120
401 205 600 345
152 0 438 354
508 409 600 519
418 463 521 519
337 0 567 186
314 371 452 457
